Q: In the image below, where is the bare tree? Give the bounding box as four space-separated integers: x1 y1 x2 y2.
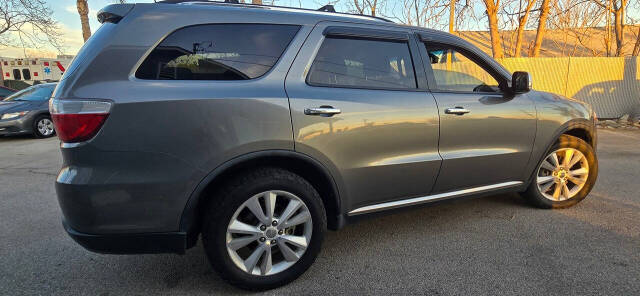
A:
351 0 383 16
632 27 640 56
252 0 262 4
531 0 550 57
483 0 504 58
591 0 629 56
77 0 90 42
0 0 62 53
547 0 605 56
393 0 449 28
512 0 535 57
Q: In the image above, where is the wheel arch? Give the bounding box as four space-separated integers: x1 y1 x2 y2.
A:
524 118 595 188
179 150 344 248
558 121 595 147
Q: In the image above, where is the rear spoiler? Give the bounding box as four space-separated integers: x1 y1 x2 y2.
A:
97 4 135 24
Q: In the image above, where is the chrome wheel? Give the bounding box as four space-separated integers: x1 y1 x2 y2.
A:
37 118 55 136
536 148 589 201
226 190 313 276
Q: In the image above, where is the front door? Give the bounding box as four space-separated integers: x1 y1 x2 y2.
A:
421 42 537 193
285 23 441 212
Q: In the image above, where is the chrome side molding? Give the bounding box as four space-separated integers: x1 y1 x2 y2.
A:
348 181 523 215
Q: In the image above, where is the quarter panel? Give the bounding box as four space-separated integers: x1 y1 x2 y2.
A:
53 13 314 234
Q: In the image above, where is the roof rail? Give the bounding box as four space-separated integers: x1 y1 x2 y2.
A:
155 0 394 23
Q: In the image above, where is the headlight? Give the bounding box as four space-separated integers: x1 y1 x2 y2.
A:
1 111 28 120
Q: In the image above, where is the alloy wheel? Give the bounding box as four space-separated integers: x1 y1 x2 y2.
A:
226 190 313 276
37 118 55 136
536 148 589 201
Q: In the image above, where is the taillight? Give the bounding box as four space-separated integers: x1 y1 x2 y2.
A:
49 99 112 143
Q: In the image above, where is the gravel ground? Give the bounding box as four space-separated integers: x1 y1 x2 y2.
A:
0 129 638 295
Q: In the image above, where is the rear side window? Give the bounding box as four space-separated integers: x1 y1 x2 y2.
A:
136 24 300 80
307 37 417 90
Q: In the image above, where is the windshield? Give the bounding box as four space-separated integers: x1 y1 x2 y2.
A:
3 85 55 102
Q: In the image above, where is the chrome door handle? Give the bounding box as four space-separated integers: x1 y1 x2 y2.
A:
445 107 470 115
304 107 341 116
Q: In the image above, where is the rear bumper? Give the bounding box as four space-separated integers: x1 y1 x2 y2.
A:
63 220 187 254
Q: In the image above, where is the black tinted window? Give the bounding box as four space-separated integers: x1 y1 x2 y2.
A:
307 37 416 89
136 24 300 80
22 69 31 80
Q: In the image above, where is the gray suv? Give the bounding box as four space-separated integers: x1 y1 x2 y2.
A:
51 1 598 290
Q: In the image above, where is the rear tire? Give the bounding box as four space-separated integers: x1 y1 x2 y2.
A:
201 167 326 291
33 115 56 138
521 135 598 208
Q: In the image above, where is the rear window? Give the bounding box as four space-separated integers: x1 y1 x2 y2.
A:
136 24 300 80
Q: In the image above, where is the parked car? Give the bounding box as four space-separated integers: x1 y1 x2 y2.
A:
0 85 17 100
0 83 56 138
51 1 598 290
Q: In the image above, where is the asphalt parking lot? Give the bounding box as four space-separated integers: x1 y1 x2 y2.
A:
0 129 638 295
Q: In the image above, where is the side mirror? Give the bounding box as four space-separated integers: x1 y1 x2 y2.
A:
511 71 532 93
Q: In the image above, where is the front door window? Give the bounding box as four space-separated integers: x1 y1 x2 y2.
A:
426 45 500 93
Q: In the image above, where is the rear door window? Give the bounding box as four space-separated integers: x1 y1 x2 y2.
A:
307 37 417 90
136 24 300 80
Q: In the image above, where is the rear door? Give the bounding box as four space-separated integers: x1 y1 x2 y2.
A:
418 38 536 193
285 22 441 212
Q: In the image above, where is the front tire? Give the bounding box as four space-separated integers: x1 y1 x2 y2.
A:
522 134 598 208
33 115 56 138
201 167 326 290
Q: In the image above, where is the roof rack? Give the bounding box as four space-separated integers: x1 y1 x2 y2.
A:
155 0 393 23
317 5 336 12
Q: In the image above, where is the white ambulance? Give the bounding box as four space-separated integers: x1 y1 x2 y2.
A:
1 55 74 84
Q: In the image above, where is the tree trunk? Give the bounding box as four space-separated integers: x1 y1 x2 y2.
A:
632 27 640 56
449 0 455 33
484 0 504 58
77 0 91 42
514 0 534 57
531 0 550 57
252 0 262 4
371 0 378 16
614 7 624 56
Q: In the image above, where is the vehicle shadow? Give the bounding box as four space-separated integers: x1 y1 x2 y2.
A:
0 134 36 141
51 184 639 295
93 193 529 293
